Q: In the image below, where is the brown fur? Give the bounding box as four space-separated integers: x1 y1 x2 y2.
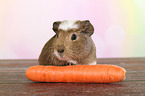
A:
39 20 97 66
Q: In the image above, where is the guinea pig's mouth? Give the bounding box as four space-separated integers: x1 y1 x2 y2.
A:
54 50 69 61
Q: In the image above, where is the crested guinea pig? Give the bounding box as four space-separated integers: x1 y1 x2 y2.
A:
39 20 97 66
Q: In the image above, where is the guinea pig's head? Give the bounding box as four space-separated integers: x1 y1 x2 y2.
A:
53 20 94 63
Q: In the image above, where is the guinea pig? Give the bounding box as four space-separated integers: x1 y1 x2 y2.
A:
38 20 97 66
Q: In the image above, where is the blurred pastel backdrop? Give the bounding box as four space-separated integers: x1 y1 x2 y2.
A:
0 0 145 59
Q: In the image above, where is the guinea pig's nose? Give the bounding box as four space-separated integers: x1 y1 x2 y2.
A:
57 49 64 53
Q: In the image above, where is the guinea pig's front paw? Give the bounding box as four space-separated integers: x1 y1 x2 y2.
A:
62 63 76 66
66 63 75 66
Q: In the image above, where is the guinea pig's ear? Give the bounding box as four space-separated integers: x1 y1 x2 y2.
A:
52 21 61 33
80 20 94 36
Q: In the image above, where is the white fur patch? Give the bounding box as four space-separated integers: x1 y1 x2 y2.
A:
89 61 97 65
58 20 78 30
54 51 61 59
67 60 77 64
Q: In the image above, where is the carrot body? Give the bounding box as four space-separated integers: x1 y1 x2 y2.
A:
26 65 126 83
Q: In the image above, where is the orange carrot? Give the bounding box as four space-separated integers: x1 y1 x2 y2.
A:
25 65 126 83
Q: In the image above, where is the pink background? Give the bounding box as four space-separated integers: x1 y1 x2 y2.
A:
0 0 145 59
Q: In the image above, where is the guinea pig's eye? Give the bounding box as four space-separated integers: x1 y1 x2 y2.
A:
71 34 77 41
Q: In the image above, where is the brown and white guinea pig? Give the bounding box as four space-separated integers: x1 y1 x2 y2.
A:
38 20 97 66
